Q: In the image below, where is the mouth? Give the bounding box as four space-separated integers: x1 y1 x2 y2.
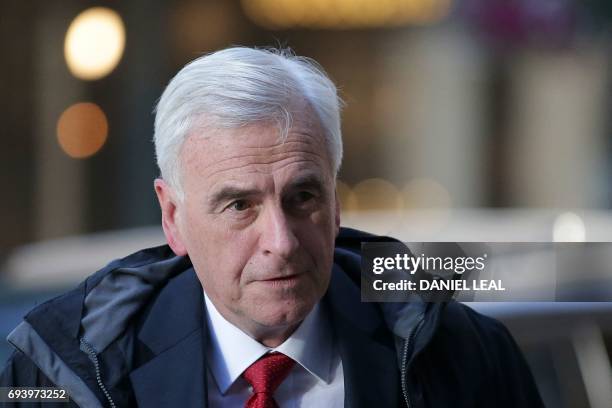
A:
261 274 300 282
256 273 303 287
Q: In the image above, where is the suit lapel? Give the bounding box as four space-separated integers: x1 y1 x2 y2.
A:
325 265 401 408
128 263 400 408
129 268 209 408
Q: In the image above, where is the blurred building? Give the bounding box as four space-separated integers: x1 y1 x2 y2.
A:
1 1 612 406
1 0 611 251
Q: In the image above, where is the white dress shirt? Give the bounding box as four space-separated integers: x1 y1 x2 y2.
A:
204 293 344 408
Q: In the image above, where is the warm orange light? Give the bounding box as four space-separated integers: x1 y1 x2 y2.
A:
336 179 357 212
57 102 108 158
64 7 126 80
352 178 403 211
241 0 452 29
403 178 452 209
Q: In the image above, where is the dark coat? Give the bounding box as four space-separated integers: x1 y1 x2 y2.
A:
1 228 544 407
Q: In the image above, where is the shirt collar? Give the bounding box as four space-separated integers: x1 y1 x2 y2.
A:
204 292 333 395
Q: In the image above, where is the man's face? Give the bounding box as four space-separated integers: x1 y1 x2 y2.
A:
155 109 340 342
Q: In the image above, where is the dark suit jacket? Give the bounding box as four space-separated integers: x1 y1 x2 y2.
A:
1 228 543 407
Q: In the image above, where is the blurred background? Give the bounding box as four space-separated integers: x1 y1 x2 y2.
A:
1 0 611 406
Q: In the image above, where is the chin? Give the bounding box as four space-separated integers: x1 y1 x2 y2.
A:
255 299 314 329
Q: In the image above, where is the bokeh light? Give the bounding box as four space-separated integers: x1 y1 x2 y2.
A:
553 212 586 242
56 102 108 158
64 7 126 80
402 178 452 209
242 0 453 29
352 178 403 211
336 179 357 212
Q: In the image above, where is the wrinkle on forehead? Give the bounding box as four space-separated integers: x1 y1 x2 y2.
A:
179 119 333 193
202 141 325 175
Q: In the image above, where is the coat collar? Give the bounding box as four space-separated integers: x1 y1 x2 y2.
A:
128 263 401 408
129 267 209 408
325 264 401 408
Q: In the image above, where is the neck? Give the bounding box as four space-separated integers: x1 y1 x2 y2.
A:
209 299 304 348
203 291 309 348
253 323 301 348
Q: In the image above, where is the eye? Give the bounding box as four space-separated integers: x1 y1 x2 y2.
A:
294 191 315 203
228 199 250 212
287 191 318 211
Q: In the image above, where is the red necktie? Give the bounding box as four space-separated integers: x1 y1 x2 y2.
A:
242 352 295 408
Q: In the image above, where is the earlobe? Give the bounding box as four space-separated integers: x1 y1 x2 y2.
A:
154 179 188 256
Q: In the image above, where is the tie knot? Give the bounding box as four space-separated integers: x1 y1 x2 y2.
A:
243 352 295 394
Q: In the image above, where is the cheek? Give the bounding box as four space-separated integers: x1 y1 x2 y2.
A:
299 214 336 269
182 212 257 291
307 205 337 244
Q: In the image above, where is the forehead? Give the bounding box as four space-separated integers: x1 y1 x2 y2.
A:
179 113 333 190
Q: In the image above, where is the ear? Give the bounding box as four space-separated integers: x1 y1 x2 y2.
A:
154 178 188 256
334 188 341 237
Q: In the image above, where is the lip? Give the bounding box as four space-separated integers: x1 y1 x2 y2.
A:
255 273 303 287
260 274 300 282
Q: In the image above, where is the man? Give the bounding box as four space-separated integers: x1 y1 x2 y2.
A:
1 47 543 407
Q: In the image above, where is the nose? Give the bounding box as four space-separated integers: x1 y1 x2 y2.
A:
258 203 300 260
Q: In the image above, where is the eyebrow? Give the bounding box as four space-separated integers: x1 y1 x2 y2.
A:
283 173 326 196
207 173 328 210
207 185 260 210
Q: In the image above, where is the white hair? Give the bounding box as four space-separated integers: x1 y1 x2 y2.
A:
153 47 344 199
